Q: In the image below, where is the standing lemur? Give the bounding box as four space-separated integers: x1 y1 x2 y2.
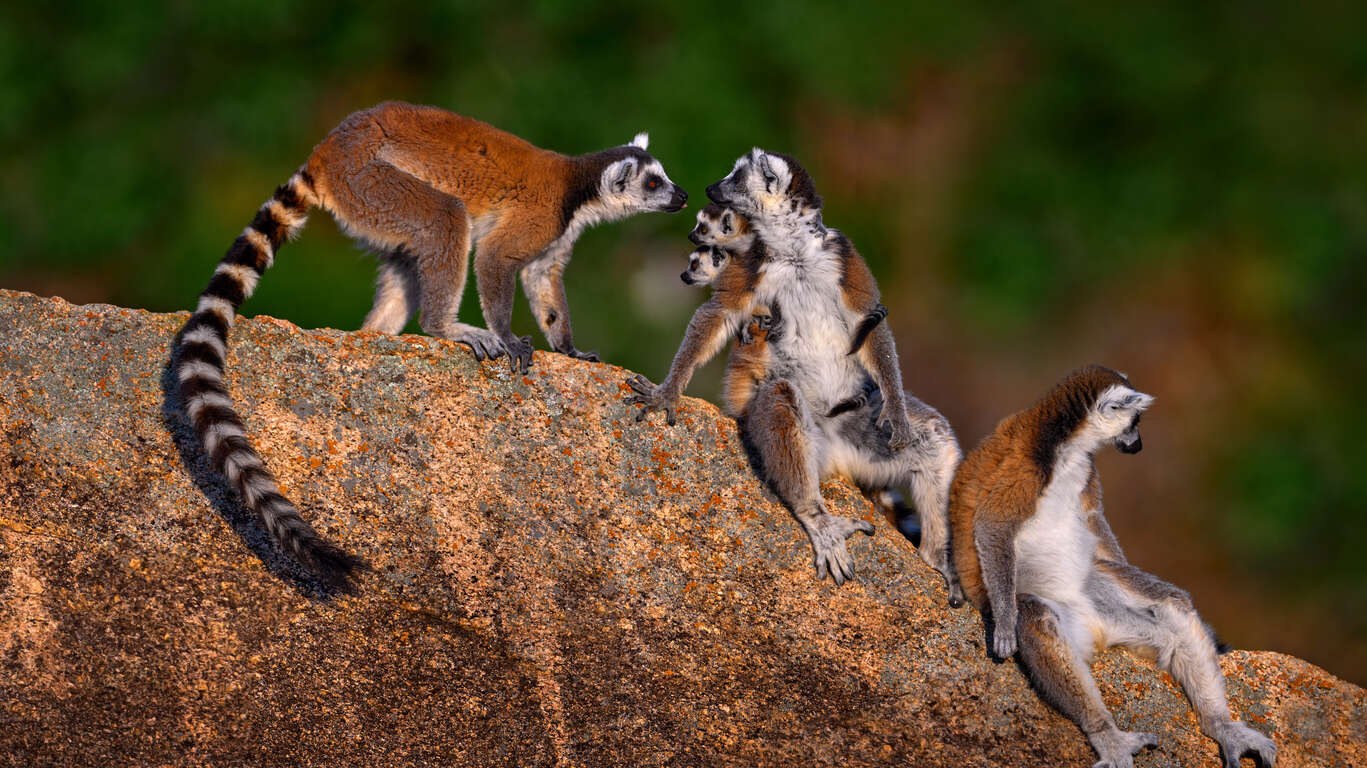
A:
176 101 686 588
628 152 961 595
950 366 1277 768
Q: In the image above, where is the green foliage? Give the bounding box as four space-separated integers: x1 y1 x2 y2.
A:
0 0 1364 675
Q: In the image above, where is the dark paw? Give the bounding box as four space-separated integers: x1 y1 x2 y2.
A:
505 335 534 374
570 348 601 363
625 374 677 426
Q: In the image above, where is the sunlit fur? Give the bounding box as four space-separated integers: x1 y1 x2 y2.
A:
175 101 686 588
634 150 961 593
950 366 1277 768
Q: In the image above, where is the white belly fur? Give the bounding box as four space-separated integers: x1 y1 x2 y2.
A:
1014 445 1097 610
756 252 865 412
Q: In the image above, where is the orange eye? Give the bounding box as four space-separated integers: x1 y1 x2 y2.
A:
647 180 659 190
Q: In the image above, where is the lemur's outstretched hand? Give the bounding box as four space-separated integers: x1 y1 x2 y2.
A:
877 407 916 451
557 345 600 363
625 374 678 426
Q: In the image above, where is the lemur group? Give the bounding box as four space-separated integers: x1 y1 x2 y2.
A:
174 102 1276 767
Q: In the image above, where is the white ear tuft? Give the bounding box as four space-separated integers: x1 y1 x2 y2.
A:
631 132 649 150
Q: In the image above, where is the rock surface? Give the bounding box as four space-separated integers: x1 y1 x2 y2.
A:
0 287 1361 767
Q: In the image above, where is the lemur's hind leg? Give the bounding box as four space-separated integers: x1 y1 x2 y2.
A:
903 396 964 607
1093 563 1277 768
361 252 421 334
745 379 874 586
1016 595 1158 768
328 159 503 360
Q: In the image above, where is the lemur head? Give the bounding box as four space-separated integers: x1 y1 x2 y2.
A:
704 149 823 228
689 203 755 251
680 245 729 286
588 133 688 220
1035 366 1154 467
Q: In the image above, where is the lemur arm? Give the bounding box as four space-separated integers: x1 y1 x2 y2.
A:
847 303 887 355
626 296 748 425
521 244 598 362
856 322 916 449
975 514 1021 659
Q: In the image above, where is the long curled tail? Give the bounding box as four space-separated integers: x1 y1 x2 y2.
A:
176 168 365 591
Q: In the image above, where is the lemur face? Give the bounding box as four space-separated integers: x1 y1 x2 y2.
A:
680 245 729 286
704 149 822 220
688 203 750 248
600 133 688 215
1093 384 1155 454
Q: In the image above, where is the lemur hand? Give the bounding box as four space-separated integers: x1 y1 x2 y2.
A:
625 375 678 426
563 347 600 363
991 622 1018 660
877 407 916 451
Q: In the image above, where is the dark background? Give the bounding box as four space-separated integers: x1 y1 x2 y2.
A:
1 1 1363 683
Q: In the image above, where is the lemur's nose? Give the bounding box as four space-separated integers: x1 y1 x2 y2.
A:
687 230 703 245
705 183 723 203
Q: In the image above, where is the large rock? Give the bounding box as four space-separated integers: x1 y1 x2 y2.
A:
0 288 1360 767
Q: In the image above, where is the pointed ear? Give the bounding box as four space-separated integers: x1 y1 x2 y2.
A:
611 159 637 192
758 154 773 179
630 131 649 150
721 210 734 234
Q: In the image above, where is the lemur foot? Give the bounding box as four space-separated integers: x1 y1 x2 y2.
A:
1213 721 1277 768
806 514 875 586
877 408 916 451
991 624 1018 660
453 328 507 363
564 347 600 362
1088 727 1158 768
947 576 966 609
503 335 534 374
625 374 677 426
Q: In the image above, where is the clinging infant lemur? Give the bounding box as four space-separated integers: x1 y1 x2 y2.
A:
176 101 686 588
950 366 1276 768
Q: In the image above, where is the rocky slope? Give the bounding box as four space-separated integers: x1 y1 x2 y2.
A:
0 289 1361 767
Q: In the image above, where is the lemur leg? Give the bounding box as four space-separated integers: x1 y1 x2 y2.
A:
1017 595 1159 768
830 393 963 604
329 160 501 360
1093 563 1277 768
474 245 535 374
904 396 964 607
745 379 875 586
361 253 420 334
521 248 597 362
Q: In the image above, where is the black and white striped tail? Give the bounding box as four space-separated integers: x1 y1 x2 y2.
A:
177 169 364 591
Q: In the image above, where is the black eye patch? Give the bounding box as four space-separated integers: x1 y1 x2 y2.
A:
645 173 663 191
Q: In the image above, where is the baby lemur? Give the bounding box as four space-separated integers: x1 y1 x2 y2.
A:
950 366 1276 768
629 154 960 594
176 101 685 587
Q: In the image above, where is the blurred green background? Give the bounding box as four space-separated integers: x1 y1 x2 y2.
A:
2 1 1363 682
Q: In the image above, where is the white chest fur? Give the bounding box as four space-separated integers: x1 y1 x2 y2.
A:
1014 444 1098 606
754 239 864 408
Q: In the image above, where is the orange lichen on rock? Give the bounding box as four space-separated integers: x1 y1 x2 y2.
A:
0 289 1361 767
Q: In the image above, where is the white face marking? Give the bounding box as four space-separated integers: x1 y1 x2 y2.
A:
1089 384 1154 446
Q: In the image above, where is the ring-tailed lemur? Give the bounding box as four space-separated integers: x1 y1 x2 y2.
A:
175 101 686 588
950 366 1277 768
679 217 885 420
629 151 960 596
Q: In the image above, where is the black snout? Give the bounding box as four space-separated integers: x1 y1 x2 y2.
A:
680 271 696 285
664 185 688 212
687 229 704 245
705 182 726 204
1117 435 1143 454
